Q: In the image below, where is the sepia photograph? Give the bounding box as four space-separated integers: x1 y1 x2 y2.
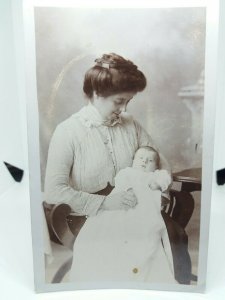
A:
26 1 218 293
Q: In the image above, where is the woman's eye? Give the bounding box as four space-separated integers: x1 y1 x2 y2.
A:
115 101 123 105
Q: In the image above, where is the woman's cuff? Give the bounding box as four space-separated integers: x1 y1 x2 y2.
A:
97 196 107 213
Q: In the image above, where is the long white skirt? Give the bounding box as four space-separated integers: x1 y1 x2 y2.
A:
70 188 176 284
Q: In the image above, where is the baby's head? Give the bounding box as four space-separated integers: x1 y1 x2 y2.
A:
132 146 160 172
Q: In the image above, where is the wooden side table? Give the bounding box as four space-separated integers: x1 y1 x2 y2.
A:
173 168 202 192
166 168 202 229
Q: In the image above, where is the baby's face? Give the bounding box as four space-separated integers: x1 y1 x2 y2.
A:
132 148 158 172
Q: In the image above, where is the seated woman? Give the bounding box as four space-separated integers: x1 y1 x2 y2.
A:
44 53 191 284
70 146 176 283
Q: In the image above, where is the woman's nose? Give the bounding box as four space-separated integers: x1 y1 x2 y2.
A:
121 105 127 113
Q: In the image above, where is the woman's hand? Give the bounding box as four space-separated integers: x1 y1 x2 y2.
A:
101 189 138 211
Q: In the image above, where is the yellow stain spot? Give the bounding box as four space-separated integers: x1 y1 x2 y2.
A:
132 268 138 274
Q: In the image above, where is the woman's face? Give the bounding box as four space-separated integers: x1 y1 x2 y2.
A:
92 91 136 120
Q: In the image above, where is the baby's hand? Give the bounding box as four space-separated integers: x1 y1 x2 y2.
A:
153 170 172 192
149 182 160 190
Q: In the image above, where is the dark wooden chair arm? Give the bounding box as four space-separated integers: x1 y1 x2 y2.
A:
43 201 78 249
43 202 87 283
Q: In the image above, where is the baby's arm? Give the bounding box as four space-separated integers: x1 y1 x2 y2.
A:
148 181 161 191
149 170 172 192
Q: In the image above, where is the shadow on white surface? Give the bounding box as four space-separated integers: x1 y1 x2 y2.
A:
0 163 15 197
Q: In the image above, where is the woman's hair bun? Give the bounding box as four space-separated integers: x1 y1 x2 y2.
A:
95 53 138 70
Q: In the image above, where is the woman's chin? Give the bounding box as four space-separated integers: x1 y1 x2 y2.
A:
112 113 120 119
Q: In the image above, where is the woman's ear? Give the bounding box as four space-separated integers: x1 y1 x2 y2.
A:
93 91 100 99
91 92 97 104
92 91 100 101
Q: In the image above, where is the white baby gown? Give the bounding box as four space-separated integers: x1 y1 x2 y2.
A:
70 168 176 284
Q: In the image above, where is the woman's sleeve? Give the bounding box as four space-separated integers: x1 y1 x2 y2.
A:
134 119 172 172
114 168 132 191
44 124 105 216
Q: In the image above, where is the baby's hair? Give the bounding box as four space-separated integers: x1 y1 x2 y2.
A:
136 146 160 169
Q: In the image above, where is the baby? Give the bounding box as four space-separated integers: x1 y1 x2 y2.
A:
70 146 175 283
117 146 171 210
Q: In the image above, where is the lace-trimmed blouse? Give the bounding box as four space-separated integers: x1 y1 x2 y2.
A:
44 103 156 216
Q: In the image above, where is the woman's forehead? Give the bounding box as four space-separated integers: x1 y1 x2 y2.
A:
112 91 136 100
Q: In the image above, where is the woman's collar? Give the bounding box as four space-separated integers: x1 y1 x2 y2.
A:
76 102 122 128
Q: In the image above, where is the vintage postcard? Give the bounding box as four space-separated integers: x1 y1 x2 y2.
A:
24 0 219 293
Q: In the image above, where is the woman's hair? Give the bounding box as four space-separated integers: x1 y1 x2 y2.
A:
83 53 147 99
